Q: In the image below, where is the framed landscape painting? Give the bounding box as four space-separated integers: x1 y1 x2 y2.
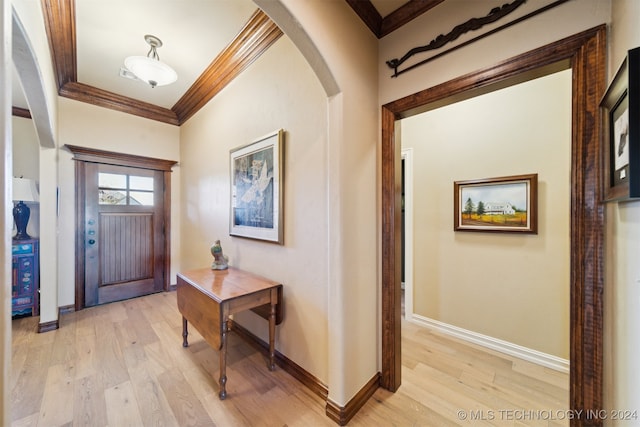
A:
230 129 284 244
453 173 538 233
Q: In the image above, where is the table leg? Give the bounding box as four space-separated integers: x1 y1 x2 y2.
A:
219 318 228 400
269 300 276 371
182 316 189 347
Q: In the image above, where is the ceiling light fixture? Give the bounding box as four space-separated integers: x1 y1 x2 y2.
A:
123 34 177 88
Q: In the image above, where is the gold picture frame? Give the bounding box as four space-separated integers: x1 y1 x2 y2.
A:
454 173 538 233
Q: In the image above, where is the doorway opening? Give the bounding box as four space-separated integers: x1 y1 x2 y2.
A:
381 26 605 416
401 149 414 320
400 67 571 365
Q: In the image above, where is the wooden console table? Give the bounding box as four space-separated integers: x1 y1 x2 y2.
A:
176 267 283 399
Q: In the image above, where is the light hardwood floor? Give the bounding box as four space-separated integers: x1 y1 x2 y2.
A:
11 291 568 426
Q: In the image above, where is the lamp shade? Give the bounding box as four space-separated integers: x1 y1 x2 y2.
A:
124 55 177 88
12 177 39 202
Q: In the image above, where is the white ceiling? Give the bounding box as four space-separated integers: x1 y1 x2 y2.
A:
12 0 409 113
75 0 257 109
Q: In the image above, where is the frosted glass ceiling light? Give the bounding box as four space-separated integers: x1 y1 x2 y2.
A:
124 35 177 88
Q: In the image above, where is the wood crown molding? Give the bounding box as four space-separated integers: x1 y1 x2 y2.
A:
381 0 444 37
41 0 282 126
346 0 444 38
345 0 380 37
41 0 76 87
60 82 179 125
172 9 282 124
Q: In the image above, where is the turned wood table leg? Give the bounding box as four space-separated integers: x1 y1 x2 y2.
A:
182 316 189 347
269 300 276 371
219 318 229 400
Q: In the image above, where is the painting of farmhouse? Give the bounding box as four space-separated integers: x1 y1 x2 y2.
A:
454 174 538 233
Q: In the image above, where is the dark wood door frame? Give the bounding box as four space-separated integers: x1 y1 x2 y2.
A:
65 145 177 310
381 25 606 425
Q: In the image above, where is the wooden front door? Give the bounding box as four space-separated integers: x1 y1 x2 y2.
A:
84 163 165 306
67 145 177 309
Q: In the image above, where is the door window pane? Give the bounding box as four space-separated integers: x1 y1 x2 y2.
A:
99 173 127 189
130 176 154 191
99 189 128 205
129 191 154 206
99 173 154 205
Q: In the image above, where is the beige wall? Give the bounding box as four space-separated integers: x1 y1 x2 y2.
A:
259 0 379 405
57 98 181 307
402 70 571 359
180 35 329 383
13 117 39 178
13 116 40 238
605 0 640 422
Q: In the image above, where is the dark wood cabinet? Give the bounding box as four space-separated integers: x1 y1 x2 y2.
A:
12 239 39 317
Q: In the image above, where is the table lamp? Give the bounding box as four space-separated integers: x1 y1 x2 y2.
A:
12 177 39 240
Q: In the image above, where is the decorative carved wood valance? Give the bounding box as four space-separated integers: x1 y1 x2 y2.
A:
386 0 570 78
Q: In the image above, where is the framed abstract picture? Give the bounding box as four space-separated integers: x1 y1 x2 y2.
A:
230 129 284 244
454 173 538 233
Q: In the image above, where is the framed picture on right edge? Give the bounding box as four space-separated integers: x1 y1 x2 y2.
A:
601 46 640 201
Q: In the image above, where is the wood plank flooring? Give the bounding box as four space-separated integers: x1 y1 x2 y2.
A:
11 291 568 426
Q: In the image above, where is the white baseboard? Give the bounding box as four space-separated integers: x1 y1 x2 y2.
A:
409 314 569 373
